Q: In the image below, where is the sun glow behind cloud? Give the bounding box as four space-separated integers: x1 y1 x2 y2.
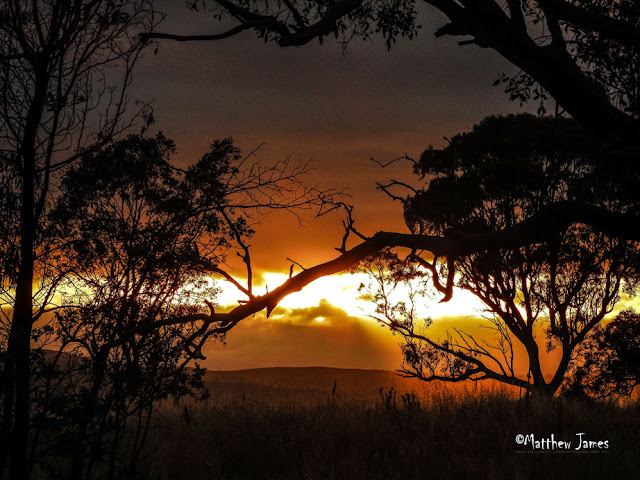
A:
217 271 487 322
206 270 640 373
200 270 498 371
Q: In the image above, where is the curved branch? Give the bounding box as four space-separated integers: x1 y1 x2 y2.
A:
140 23 255 42
107 200 638 350
275 0 366 47
145 0 366 47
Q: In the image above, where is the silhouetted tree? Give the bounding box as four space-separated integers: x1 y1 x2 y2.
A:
36 134 215 480
0 3 338 475
25 133 331 479
564 310 640 399
358 114 639 396
0 2 159 478
140 2 640 402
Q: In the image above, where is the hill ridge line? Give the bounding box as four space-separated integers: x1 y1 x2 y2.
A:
205 366 396 374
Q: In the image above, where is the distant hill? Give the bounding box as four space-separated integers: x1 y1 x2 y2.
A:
202 366 517 404
39 350 521 403
206 366 420 394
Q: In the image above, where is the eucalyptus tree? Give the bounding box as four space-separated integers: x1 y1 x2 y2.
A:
0 2 158 477
358 114 638 397
0 2 333 478
31 133 325 479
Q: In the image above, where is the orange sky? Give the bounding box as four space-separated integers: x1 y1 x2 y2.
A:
131 2 561 377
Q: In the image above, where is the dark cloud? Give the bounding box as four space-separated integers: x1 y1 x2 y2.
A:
130 3 551 371
131 2 532 270
134 2 527 177
269 299 357 326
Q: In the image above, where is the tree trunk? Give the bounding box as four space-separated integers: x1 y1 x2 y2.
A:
1 346 16 477
6 172 35 480
548 346 574 394
71 352 108 480
8 247 34 480
5 59 48 480
523 338 556 398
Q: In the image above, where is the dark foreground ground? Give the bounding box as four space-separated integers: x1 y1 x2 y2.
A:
139 368 640 480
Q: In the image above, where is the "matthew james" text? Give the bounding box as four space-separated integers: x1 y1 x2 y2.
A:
515 433 609 450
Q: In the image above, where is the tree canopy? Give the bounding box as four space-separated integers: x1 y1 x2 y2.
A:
367 114 638 396
567 310 640 399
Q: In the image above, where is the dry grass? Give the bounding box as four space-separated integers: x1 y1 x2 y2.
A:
138 370 640 479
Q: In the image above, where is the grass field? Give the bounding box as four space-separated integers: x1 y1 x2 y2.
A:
137 367 640 479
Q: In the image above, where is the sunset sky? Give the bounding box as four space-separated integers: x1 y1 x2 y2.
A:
133 1 549 372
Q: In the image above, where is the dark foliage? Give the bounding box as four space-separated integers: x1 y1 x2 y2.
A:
566 310 640 399
358 114 639 397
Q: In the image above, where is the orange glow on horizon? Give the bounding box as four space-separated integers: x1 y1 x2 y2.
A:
206 269 640 375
